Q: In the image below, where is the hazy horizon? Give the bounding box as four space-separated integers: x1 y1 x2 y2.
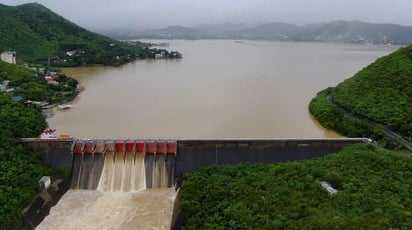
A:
1 0 412 32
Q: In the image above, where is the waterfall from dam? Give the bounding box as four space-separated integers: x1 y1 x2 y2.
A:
70 140 176 191
37 140 177 230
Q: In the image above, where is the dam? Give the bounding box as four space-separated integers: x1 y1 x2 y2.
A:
22 137 369 177
22 137 368 229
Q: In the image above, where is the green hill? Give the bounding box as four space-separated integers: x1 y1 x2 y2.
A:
0 3 145 66
309 44 412 145
331 45 412 134
179 144 412 229
0 92 50 229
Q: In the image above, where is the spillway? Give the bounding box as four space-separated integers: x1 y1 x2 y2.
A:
37 139 177 230
70 139 176 191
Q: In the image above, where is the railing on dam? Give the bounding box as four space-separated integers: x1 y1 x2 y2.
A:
22 138 369 177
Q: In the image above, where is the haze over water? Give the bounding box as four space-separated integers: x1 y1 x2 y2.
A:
48 40 398 139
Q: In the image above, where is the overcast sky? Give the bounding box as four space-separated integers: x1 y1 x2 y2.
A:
1 0 412 31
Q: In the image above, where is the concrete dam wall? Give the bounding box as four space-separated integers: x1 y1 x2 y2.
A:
22 138 368 178
175 138 367 176
21 139 73 169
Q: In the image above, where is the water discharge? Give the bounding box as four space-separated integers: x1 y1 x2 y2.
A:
36 189 177 230
38 140 177 229
97 151 149 192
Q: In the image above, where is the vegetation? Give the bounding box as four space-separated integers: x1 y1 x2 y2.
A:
310 43 412 145
0 3 181 66
0 61 78 104
0 94 52 229
0 54 81 228
331 45 412 136
179 144 412 229
309 89 384 139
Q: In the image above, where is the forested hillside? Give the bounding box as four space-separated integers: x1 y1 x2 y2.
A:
0 94 51 229
0 3 176 66
179 144 412 229
0 60 78 229
331 45 412 135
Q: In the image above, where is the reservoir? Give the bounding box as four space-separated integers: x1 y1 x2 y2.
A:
48 40 398 139
39 40 398 229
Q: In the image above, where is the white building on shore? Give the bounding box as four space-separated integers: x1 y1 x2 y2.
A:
1 51 17 64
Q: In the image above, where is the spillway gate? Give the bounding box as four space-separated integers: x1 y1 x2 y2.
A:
70 139 177 191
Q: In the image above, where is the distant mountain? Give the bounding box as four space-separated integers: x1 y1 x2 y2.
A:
136 25 202 39
116 20 412 45
218 22 301 40
0 3 145 66
194 23 255 34
301 20 412 44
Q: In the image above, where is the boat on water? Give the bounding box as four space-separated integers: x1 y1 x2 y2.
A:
58 104 72 110
41 103 56 109
76 84 85 92
40 129 58 139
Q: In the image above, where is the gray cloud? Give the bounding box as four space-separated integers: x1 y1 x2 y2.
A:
1 0 412 31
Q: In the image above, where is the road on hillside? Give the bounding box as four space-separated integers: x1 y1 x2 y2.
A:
326 94 412 151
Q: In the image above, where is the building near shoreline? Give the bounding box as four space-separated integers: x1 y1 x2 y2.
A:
1 51 17 64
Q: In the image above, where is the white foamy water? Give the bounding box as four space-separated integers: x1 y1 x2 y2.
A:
36 189 177 230
39 148 176 229
97 152 148 192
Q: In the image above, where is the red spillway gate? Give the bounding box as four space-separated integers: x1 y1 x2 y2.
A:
115 141 125 153
72 141 84 154
95 140 106 154
84 141 95 154
71 139 177 155
167 141 176 155
156 141 166 154
105 140 115 152
136 141 145 153
125 140 135 153
146 141 155 154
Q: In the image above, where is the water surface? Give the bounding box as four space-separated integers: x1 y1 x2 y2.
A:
49 40 397 139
